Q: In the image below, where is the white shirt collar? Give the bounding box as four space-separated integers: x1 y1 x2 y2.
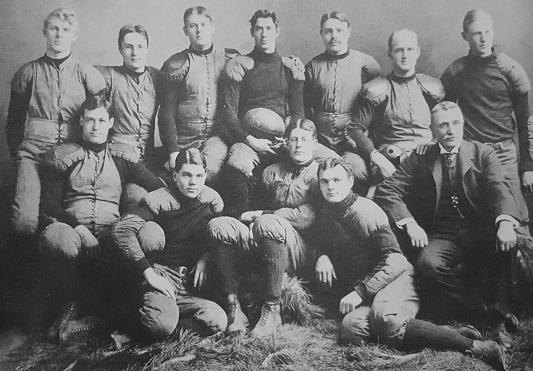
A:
439 143 459 154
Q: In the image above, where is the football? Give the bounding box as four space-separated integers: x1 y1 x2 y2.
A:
242 108 286 141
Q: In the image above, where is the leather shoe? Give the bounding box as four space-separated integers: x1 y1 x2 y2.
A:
469 340 507 371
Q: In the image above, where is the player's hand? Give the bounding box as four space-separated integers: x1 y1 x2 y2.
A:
496 220 516 252
405 222 428 248
415 140 435 155
339 291 363 314
192 253 209 290
239 210 263 224
246 135 276 155
315 255 337 287
370 151 396 179
521 171 533 194
143 268 176 300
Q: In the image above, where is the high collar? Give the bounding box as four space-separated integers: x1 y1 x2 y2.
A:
325 190 358 214
323 49 350 60
189 44 214 56
81 139 107 153
44 53 71 69
389 72 417 83
250 47 280 63
467 48 497 63
438 143 460 154
122 64 146 80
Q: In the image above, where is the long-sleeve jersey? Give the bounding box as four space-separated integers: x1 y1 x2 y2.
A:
40 141 164 232
313 192 410 301
221 47 305 143
6 54 105 155
441 51 533 172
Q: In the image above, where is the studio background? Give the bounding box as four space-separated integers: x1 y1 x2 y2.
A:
0 0 532 187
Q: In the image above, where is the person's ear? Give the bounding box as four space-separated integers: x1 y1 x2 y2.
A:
461 31 467 41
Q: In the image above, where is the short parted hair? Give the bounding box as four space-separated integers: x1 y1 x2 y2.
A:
430 101 464 127
79 95 111 117
320 11 350 29
284 118 317 139
250 10 279 28
44 7 79 32
183 6 212 25
462 9 493 33
388 28 419 51
174 148 208 173
318 157 354 180
118 25 149 49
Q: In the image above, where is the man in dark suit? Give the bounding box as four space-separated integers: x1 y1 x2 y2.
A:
374 101 519 349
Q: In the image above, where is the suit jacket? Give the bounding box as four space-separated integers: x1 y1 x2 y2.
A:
374 140 520 232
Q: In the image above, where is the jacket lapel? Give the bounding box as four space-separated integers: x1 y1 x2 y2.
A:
427 145 442 212
458 140 474 181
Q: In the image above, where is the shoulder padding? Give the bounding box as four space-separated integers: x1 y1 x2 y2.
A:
417 74 445 101
161 51 190 82
44 143 85 172
347 197 389 238
93 65 112 81
109 147 139 163
224 48 240 60
198 186 224 213
225 55 254 82
496 53 530 95
360 77 389 103
282 56 305 81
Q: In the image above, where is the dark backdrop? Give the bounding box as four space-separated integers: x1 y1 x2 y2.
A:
1 0 532 187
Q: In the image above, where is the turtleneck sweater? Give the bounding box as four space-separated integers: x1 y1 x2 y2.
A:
441 50 532 171
223 47 305 143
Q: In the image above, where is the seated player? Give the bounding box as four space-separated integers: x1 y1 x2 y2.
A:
314 156 507 370
112 148 227 342
208 118 321 337
374 101 519 350
38 96 165 343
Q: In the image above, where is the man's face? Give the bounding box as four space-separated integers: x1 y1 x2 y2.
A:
183 13 214 51
388 32 420 75
288 127 317 165
319 165 354 204
320 18 351 56
462 17 494 57
172 163 206 199
80 107 113 144
120 32 148 72
43 17 78 56
431 109 464 151
251 17 279 53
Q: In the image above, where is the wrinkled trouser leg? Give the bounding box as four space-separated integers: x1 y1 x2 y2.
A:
200 136 229 186
224 142 276 217
11 139 53 235
120 183 148 215
136 264 227 341
209 214 310 301
493 142 529 223
339 268 419 347
342 151 370 196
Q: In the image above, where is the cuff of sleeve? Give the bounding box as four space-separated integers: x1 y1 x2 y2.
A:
396 218 416 229
495 215 519 228
353 284 366 300
518 158 533 173
134 257 151 277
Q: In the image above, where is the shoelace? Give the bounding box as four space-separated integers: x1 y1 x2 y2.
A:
228 301 238 324
257 305 272 326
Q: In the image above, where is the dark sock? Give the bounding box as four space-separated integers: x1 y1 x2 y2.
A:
224 169 252 218
259 239 288 302
402 319 473 351
214 242 239 296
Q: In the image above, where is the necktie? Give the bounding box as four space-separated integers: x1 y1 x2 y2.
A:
442 152 464 220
